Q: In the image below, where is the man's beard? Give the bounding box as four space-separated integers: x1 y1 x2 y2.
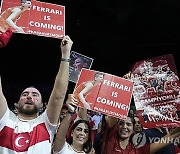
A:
17 104 39 115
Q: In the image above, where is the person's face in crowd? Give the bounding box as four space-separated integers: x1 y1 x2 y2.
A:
17 87 43 115
22 1 32 10
134 116 142 133
87 115 92 122
105 115 110 123
73 57 87 72
71 122 89 146
117 117 134 140
129 109 134 116
60 108 68 122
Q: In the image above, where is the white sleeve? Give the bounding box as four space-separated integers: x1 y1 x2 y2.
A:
40 110 58 142
0 108 10 130
54 142 72 154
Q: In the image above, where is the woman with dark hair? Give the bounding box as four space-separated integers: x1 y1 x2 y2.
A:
52 94 94 154
67 120 93 153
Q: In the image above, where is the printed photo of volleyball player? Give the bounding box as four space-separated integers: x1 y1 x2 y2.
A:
69 51 94 83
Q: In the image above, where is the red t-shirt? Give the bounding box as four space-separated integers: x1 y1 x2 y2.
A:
174 145 180 154
101 124 150 154
0 28 13 48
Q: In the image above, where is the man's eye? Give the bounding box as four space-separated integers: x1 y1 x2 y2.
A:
22 93 28 96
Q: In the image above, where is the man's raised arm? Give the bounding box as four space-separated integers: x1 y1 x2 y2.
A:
46 35 73 125
0 76 8 119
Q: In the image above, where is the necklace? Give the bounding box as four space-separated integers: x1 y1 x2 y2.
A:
15 116 36 133
17 116 29 122
70 145 84 153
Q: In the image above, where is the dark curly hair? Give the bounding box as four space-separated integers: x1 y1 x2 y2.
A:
67 119 92 153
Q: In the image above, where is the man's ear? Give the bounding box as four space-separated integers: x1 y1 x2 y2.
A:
40 102 44 108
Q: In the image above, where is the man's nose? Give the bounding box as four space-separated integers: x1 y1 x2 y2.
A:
27 95 32 99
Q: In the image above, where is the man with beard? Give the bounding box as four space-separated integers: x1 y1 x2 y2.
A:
0 35 73 153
